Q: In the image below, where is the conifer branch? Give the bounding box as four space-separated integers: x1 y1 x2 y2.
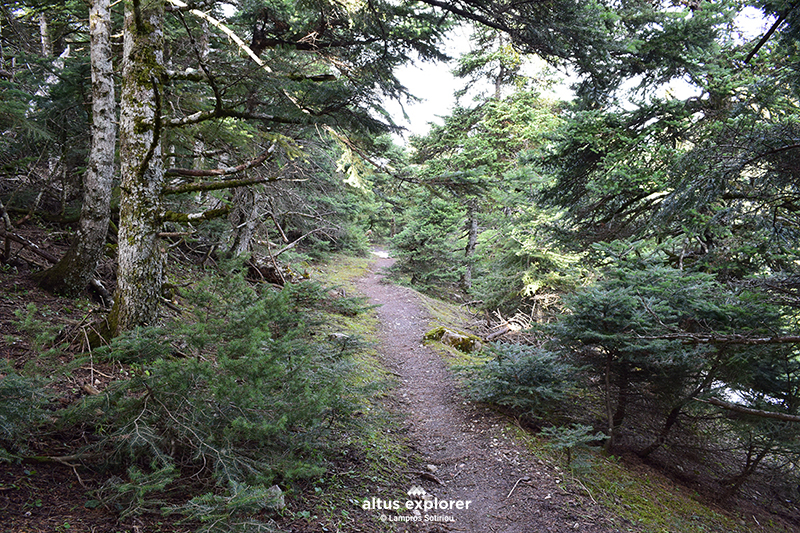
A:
163 174 284 195
165 144 276 179
698 397 800 423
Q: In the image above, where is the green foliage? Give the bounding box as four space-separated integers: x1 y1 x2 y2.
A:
93 462 179 519
14 303 61 352
66 268 361 523
471 219 585 316
168 482 281 533
0 362 50 461
539 424 604 466
394 75 566 301
391 193 464 288
463 343 580 419
94 326 173 364
557 242 782 389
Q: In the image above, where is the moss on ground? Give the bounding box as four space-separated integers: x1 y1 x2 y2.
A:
408 278 775 533
307 253 417 531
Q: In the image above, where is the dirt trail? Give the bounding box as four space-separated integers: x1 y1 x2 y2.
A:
356 254 622 533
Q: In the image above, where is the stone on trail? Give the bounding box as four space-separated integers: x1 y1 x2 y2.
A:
424 325 483 353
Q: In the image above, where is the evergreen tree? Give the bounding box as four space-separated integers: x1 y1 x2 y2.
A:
34 0 116 297
103 0 450 334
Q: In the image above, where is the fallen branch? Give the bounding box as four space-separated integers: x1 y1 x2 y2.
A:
89 278 114 308
486 325 511 342
0 230 59 263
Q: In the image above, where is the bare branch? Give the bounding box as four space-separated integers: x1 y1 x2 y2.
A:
744 4 793 64
163 207 230 223
0 229 59 263
273 228 326 257
638 333 800 345
166 0 271 72
698 397 800 423
165 144 276 178
164 107 301 128
163 173 284 196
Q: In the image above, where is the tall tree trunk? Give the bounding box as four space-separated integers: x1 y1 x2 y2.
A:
461 199 478 292
39 13 53 57
108 0 166 335
36 0 116 297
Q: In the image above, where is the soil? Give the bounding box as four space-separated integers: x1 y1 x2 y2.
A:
354 253 624 533
0 241 623 533
0 234 792 532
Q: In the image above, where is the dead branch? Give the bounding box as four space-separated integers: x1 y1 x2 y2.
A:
273 228 325 257
163 206 230 223
638 333 800 345
0 230 59 263
163 173 284 195
698 397 800 423
165 143 276 178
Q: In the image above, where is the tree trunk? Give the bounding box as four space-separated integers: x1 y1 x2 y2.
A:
461 199 478 292
36 0 117 297
108 0 166 335
228 185 260 257
638 404 681 458
39 13 53 57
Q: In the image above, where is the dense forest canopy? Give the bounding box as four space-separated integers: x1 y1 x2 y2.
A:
4 0 800 528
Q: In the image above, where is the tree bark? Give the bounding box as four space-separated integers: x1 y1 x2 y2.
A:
461 199 478 291
36 0 117 297
108 0 166 335
228 186 260 257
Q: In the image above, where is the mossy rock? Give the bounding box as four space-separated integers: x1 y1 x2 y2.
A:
424 325 483 353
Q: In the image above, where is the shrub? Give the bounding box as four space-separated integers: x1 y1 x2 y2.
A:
539 424 604 467
66 268 360 526
0 362 50 461
463 343 580 419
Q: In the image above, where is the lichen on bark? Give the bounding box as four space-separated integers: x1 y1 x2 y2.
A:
35 0 117 298
110 0 166 335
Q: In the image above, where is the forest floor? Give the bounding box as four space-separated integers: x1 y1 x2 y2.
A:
0 232 798 532
352 252 623 533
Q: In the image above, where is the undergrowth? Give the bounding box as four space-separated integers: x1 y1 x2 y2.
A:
0 361 50 462
50 255 406 531
418 286 773 533
300 253 418 527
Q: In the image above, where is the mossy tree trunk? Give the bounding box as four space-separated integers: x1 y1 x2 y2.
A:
109 0 166 335
36 0 117 297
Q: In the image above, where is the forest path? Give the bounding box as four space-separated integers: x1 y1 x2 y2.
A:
354 252 621 533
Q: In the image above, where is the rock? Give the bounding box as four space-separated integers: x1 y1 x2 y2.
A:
424 326 483 353
266 485 285 510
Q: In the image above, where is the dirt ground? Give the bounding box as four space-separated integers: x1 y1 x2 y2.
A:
0 245 624 533
2 238 796 532
355 253 625 533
